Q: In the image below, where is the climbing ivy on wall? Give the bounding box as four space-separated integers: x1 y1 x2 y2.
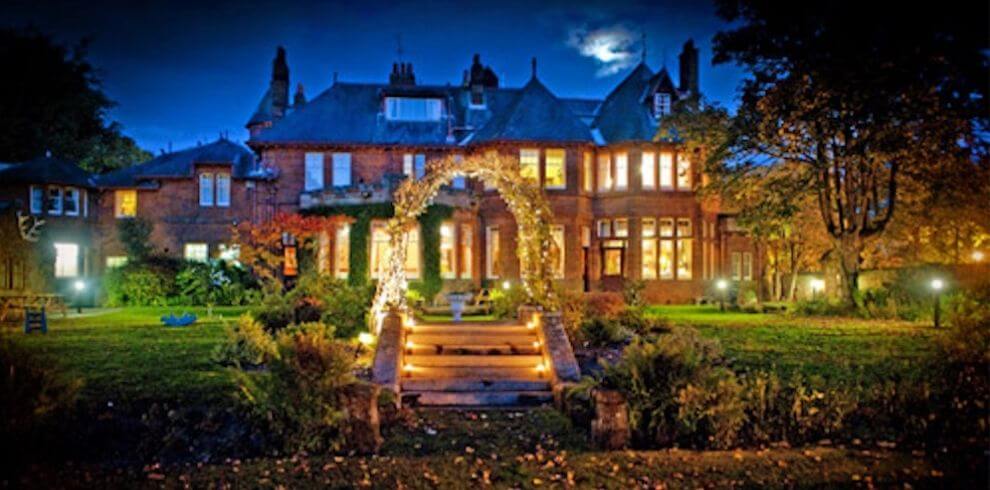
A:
302 202 453 300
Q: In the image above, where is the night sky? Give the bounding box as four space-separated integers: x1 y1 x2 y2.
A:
5 0 745 154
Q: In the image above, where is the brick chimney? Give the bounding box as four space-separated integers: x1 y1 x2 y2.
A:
389 62 416 86
271 46 290 118
678 39 699 97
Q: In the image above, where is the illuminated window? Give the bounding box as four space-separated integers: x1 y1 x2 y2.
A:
659 217 675 279
597 154 611 191
48 187 63 215
370 221 419 279
216 173 231 207
613 218 629 238
731 252 742 280
105 256 128 268
641 218 657 279
582 152 593 192
415 154 426 179
385 97 443 121
53 242 79 278
677 153 691 189
335 224 350 279
486 226 500 279
677 218 692 280
63 187 80 216
659 152 674 189
440 222 456 279
743 252 753 280
550 225 565 278
603 246 623 276
614 153 628 189
641 152 656 190
199 173 214 206
114 190 137 218
653 93 671 118
544 149 566 189
304 152 324 191
332 153 351 187
29 186 43 214
403 154 426 180
519 149 539 184
460 224 472 279
184 243 208 262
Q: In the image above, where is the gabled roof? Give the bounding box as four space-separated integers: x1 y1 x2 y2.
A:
462 77 593 144
0 156 95 187
96 139 263 188
641 68 677 102
591 63 660 144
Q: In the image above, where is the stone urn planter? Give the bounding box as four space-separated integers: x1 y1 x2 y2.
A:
446 292 472 322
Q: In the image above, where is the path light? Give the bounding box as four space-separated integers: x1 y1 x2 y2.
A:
930 278 945 328
972 250 985 262
502 280 511 291
716 279 728 312
358 332 375 346
532 340 541 348
73 280 85 314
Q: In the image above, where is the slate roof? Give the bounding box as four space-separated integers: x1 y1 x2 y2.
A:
250 60 684 147
0 156 95 187
247 87 276 126
96 139 264 188
470 77 593 144
592 63 661 144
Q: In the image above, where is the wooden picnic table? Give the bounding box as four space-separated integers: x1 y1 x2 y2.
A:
0 292 67 322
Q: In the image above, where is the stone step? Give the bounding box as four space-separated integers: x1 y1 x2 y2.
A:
400 378 551 392
408 325 532 336
405 344 540 356
405 366 546 380
407 334 538 346
401 390 553 407
405 354 543 368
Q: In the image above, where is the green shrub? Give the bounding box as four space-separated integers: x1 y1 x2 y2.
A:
740 371 858 445
177 260 259 306
103 256 181 306
212 314 278 367
490 284 529 319
117 217 153 260
584 292 626 319
253 286 295 332
251 275 371 339
615 308 671 337
239 323 357 453
622 279 646 308
603 328 744 449
579 317 629 348
939 289 990 364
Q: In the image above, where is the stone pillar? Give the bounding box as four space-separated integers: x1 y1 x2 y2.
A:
540 311 581 383
338 383 383 454
591 389 631 450
372 308 403 396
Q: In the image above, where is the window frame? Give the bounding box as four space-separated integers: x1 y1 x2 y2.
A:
304 152 325 191
641 152 656 190
114 190 137 218
216 173 231 207
519 148 540 184
659 152 674 189
597 154 611 192
53 242 79 278
63 187 80 216
614 152 629 190
485 226 500 279
29 185 43 215
199 172 215 206
47 187 63 215
183 243 209 263
331 152 352 187
544 148 566 190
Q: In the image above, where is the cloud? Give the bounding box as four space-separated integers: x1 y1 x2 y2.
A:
566 23 642 77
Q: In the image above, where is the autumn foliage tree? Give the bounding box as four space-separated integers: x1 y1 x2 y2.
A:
710 0 988 305
231 213 346 284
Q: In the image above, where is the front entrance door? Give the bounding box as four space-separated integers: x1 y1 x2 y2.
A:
600 240 625 291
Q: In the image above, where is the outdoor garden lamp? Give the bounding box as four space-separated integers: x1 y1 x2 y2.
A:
930 278 944 328
73 279 86 313
716 279 728 311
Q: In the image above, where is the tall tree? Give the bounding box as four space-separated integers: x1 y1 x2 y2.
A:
0 27 150 170
711 0 989 305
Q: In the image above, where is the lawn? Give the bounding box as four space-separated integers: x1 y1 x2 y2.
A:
644 305 939 385
4 306 250 405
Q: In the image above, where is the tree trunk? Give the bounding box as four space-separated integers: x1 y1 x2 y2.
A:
836 236 861 308
787 242 799 302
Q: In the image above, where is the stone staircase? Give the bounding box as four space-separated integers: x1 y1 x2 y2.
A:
399 322 553 406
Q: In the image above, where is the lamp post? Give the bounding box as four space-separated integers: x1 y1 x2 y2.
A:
930 278 944 328
809 278 825 300
73 279 85 314
716 279 728 312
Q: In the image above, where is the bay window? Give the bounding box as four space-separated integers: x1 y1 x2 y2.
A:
641 152 656 190
641 218 657 279
659 218 675 279
544 149 566 189
676 218 692 280
519 149 539 184
582 152 593 192
614 153 628 189
597 154 611 191
659 152 674 189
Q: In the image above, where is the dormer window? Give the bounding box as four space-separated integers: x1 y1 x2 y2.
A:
385 97 443 121
469 85 486 108
653 93 671 118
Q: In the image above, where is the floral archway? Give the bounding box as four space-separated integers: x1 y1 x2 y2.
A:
371 152 558 330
